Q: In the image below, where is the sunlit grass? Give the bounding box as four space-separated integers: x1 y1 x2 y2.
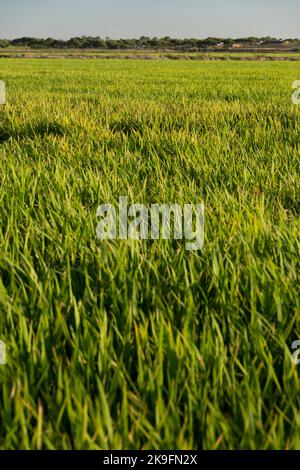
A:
0 59 300 449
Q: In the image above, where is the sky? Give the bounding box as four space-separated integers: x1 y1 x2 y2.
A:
1 0 300 39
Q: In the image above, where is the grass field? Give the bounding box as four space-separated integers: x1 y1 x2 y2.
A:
0 59 300 450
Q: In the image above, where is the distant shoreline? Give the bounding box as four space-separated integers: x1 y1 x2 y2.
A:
1 50 300 61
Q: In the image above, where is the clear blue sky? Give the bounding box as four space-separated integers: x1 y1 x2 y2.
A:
1 0 299 39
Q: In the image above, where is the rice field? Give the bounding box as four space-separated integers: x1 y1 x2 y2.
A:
0 58 300 450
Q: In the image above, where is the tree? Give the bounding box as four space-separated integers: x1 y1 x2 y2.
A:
0 39 9 48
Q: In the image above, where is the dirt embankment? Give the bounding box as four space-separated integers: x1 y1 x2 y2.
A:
1 52 300 61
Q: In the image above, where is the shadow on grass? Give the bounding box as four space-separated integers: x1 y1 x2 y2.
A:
0 120 66 143
110 118 144 136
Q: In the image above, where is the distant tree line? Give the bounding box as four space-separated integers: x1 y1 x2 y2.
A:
0 36 299 50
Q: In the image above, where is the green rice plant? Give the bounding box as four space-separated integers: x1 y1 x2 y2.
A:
0 59 299 449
